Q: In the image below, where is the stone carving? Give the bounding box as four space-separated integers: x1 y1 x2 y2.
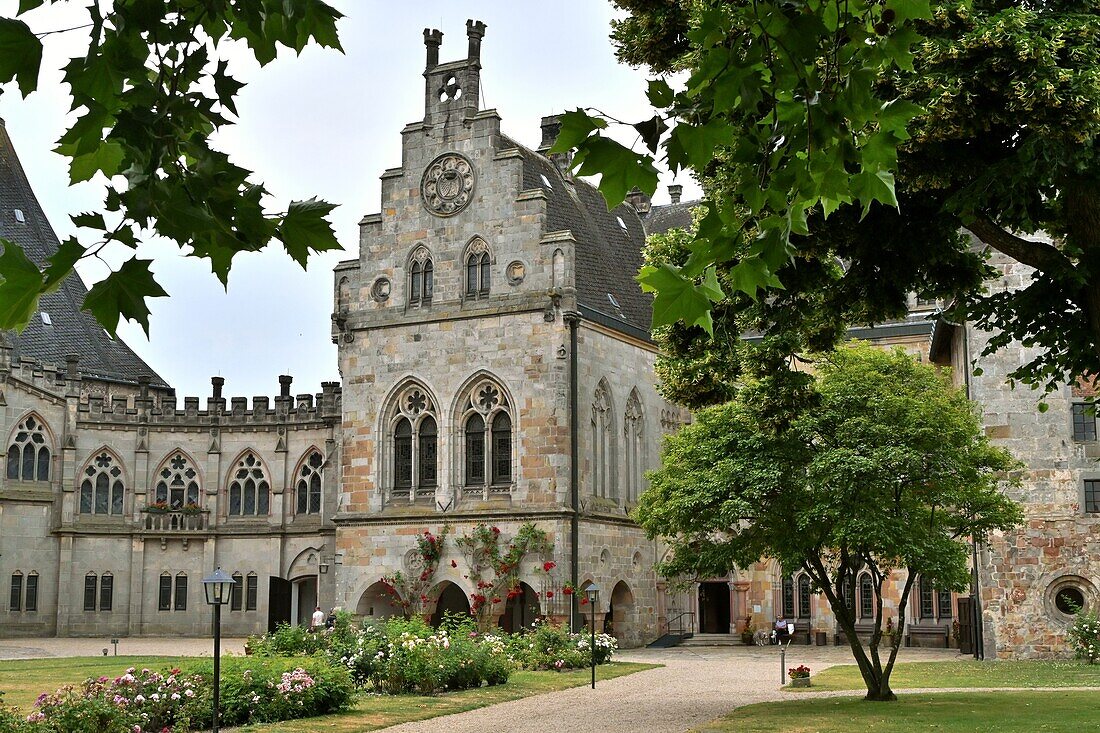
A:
421 153 475 216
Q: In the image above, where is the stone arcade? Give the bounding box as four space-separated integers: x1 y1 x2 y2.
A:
1 21 1096 658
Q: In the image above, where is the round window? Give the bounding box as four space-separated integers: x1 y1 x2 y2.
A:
371 278 391 302
1055 586 1086 615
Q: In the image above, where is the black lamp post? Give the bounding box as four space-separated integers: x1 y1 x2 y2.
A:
585 584 600 689
202 568 236 733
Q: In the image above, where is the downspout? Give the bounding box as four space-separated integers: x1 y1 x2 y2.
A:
962 322 985 660
566 312 580 632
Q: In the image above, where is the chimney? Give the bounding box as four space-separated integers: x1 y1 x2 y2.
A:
211 376 224 400
668 184 683 204
466 19 486 64
424 28 443 69
65 354 79 380
279 374 293 398
538 115 573 177
627 187 651 215
139 375 150 401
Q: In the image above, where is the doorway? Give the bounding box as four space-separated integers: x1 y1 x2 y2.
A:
293 576 318 627
430 582 471 627
698 582 731 633
268 577 292 633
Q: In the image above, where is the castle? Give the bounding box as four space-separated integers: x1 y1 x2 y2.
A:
1 21 1095 658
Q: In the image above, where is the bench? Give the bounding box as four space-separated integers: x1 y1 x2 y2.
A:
905 625 950 648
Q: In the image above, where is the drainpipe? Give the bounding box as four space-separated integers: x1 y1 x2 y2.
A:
962 323 985 660
566 312 580 632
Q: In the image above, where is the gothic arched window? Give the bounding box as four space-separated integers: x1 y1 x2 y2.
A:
459 377 513 494
80 451 125 515
797 574 811 619
782 575 795 618
154 451 200 510
408 247 434 307
387 383 439 501
464 239 491 299
296 449 324 515
228 451 270 516
623 389 644 502
6 414 51 482
859 572 875 619
591 381 616 499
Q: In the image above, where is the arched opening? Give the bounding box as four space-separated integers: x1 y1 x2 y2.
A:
608 580 636 639
498 582 540 634
293 575 318 627
430 581 471 627
356 581 405 620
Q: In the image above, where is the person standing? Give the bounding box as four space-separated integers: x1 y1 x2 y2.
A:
310 605 325 632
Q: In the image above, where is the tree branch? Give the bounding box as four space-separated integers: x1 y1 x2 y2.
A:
966 215 1075 275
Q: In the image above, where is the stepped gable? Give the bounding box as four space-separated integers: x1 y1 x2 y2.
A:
500 134 653 340
0 120 168 389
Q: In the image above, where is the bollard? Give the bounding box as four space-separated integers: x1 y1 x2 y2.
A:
780 644 785 684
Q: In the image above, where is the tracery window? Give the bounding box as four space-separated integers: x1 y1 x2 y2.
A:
591 380 617 499
228 451 270 516
918 575 952 620
623 389 644 503
80 451 125 515
388 383 439 501
408 247 434 307
465 239 490 299
296 449 324 515
154 451 200 510
782 575 795 618
797 575 811 619
6 414 51 481
460 378 513 493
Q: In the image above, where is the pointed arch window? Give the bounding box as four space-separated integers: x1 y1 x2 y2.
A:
858 572 875 619
408 248 434 307
296 449 324 515
80 451 125 515
154 451 200 510
624 389 644 503
7 414 51 481
465 240 491 299
591 381 617 499
387 384 439 501
228 451 270 516
781 575 795 618
797 575 811 619
231 572 243 611
460 378 513 494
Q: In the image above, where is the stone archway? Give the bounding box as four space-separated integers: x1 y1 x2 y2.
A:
356 581 405 621
430 581 471 627
609 580 637 644
499 582 540 633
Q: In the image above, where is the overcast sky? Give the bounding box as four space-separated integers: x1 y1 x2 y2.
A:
1 0 699 400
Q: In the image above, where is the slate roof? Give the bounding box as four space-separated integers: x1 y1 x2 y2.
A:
643 200 698 235
0 120 169 388
500 136 653 340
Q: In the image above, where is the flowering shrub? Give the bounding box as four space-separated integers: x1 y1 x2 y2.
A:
503 619 617 670
788 665 811 679
379 527 451 616
12 658 351 732
456 523 553 630
1067 609 1100 664
339 615 512 693
248 610 358 658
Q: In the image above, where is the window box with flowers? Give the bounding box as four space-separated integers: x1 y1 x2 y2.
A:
143 501 171 514
180 501 204 516
788 664 811 687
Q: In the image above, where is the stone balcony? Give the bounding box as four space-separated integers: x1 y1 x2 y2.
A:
141 510 210 532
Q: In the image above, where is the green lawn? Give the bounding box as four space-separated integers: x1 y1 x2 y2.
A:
801 659 1100 691
696 691 1100 732
0 656 657 732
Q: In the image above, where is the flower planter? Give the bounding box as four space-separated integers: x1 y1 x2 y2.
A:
788 676 811 688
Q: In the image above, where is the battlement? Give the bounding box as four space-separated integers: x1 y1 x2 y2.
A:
76 381 341 426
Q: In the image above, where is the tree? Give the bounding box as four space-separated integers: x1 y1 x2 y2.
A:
635 344 1022 701
558 0 1100 394
0 0 344 335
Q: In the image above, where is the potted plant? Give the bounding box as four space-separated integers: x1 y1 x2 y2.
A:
740 620 756 646
143 500 170 514
180 501 203 515
787 664 811 687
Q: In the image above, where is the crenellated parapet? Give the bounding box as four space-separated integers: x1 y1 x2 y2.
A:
76 376 341 427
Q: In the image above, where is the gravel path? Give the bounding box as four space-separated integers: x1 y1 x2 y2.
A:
376 645 960 733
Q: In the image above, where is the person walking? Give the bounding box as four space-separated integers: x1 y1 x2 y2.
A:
310 605 325 632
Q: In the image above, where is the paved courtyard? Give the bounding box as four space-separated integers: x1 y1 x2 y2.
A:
380 644 959 733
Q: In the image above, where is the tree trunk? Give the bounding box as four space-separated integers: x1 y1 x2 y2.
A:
836 616 898 702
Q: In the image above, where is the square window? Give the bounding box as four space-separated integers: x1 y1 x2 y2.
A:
100 576 113 612
1073 404 1096 442
1085 480 1100 514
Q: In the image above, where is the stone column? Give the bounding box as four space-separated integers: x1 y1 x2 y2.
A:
733 581 750 633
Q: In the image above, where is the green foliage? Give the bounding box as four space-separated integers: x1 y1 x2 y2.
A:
502 619 618 671
608 0 1100 395
1067 609 1100 664
379 526 450 616
636 344 1023 699
455 522 554 630
0 1 344 335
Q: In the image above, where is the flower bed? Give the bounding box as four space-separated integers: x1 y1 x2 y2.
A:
5 658 352 733
503 619 617 670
